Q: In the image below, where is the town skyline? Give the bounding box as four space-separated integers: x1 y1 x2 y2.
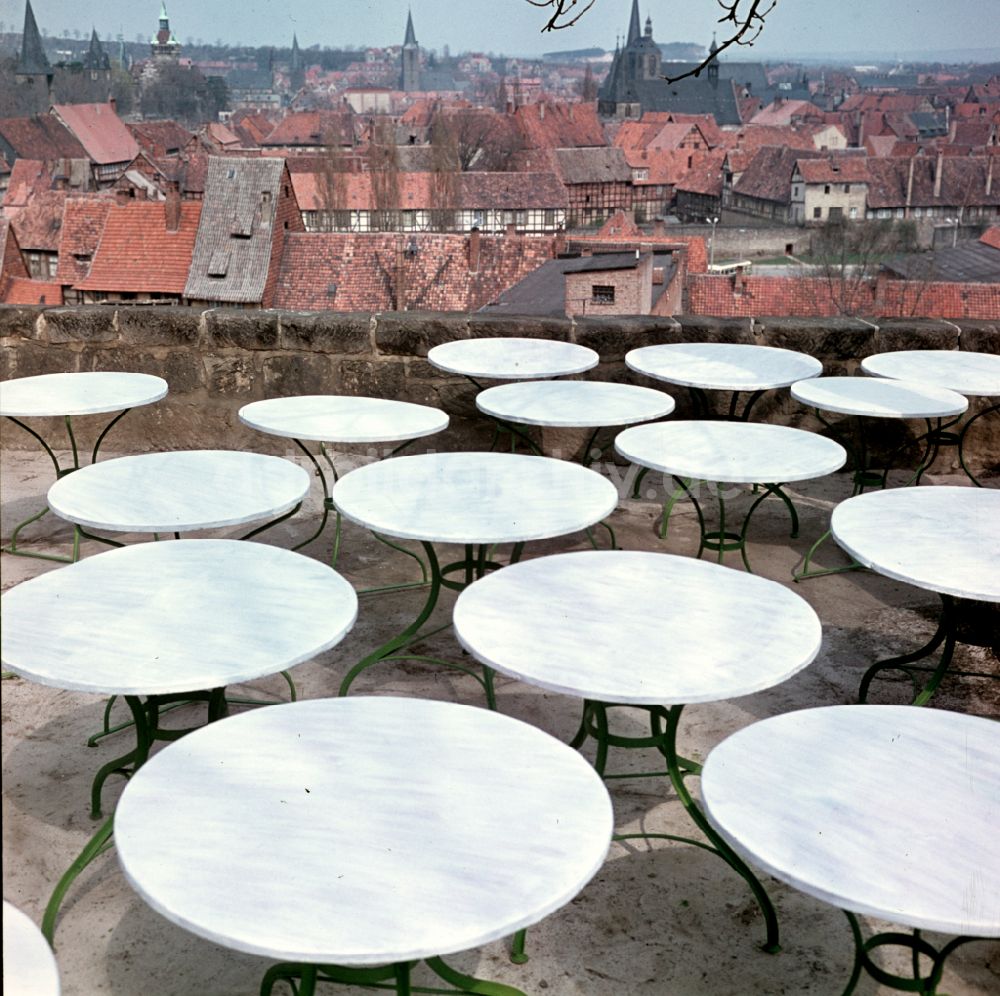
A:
8 0 1000 62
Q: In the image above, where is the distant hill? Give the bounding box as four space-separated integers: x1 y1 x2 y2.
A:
541 47 606 61
660 42 704 61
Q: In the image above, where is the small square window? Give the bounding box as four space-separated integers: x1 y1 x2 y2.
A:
824 184 831 194
592 285 615 304
813 207 822 219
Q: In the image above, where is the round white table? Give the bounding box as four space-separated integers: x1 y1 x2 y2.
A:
332 451 619 701
862 350 1000 486
239 396 450 569
114 696 613 996
626 342 822 420
615 421 846 572
454 549 822 952
830 486 1000 704
1 538 358 941
702 705 1000 994
3 901 61 996
428 337 599 381
0 371 168 561
476 379 675 465
46 449 310 558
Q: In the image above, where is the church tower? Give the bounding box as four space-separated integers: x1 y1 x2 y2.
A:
15 1 53 93
707 34 720 86
289 33 305 91
151 2 181 62
83 28 112 78
400 9 420 93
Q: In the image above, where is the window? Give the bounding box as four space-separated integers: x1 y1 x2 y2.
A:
844 184 850 193
813 207 822 219
792 185 801 198
824 184 831 194
591 285 615 304
849 206 858 219
829 206 843 221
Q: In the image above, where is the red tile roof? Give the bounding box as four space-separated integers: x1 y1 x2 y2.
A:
795 156 872 184
1 159 50 213
0 219 29 282
76 200 202 293
51 103 139 165
10 189 67 251
595 211 645 239
129 120 193 157
674 150 727 196
274 231 555 312
55 197 114 284
262 111 356 147
514 102 606 150
0 114 86 161
981 227 1000 250
749 100 824 127
2 277 63 304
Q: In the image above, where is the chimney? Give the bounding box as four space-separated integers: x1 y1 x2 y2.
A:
505 222 517 237
115 185 131 204
468 226 480 272
539 103 545 120
653 217 665 237
987 156 994 197
165 182 181 232
934 149 943 198
905 157 915 214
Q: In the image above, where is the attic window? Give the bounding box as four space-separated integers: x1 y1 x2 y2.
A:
227 168 236 179
207 249 230 277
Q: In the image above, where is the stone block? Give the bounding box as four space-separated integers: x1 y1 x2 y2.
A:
956 321 1000 355
756 316 875 361
674 315 754 344
10 342 80 378
0 305 44 339
262 353 341 396
466 313 573 340
205 354 259 396
339 358 405 399
574 317 681 360
436 381 479 418
83 349 204 395
205 309 280 350
375 313 469 356
405 358 446 381
281 312 370 355
873 318 960 354
117 306 203 347
42 307 118 344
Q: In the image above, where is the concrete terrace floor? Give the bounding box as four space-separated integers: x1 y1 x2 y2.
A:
2 446 998 996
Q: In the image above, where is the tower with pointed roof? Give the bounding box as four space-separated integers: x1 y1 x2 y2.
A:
289 33 305 91
707 34 719 86
151 2 181 62
83 28 112 74
16 1 53 86
400 9 420 93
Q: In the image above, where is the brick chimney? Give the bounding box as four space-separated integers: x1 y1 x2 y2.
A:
653 217 665 237
468 226 480 272
165 182 181 232
505 222 517 237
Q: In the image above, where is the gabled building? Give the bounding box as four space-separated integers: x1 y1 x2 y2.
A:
184 156 303 308
552 147 632 228
0 115 86 168
791 155 871 224
726 146 821 222
55 196 114 300
260 111 356 151
10 188 66 279
50 103 140 185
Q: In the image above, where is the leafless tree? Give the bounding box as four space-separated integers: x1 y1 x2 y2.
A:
526 0 777 83
366 118 400 232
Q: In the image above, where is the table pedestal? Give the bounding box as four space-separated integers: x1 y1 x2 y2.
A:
571 701 780 953
339 541 524 708
261 955 526 996
858 594 999 706
842 911 983 996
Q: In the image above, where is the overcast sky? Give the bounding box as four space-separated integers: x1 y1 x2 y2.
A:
12 0 1000 58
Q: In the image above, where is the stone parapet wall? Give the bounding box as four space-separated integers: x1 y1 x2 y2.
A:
1 306 997 474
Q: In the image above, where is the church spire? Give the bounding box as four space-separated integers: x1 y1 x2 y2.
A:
403 8 418 47
17 0 51 77
626 0 642 47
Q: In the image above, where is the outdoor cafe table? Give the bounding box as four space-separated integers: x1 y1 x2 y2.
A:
614 421 847 573
331 451 618 704
427 336 599 383
113 696 613 996
701 705 1000 994
45 449 310 558
475 379 675 465
3 900 61 996
861 349 1000 486
453 549 823 952
0 371 168 561
830 485 1000 705
0 539 358 942
239 395 449 574
625 342 822 420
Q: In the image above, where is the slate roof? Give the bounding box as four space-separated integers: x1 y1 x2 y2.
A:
17 0 50 76
11 189 66 251
865 156 1000 209
882 239 1000 283
552 147 631 184
734 147 820 204
184 156 287 303
0 115 86 162
55 197 114 284
273 231 554 312
78 200 202 293
51 104 139 166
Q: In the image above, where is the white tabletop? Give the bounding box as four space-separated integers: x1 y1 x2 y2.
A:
3 902 61 996
702 705 1000 936
476 380 675 429
0 371 168 418
239 396 449 444
615 421 847 485
0 539 357 695
46 450 310 533
427 337 599 380
830 486 1000 602
862 350 1000 397
332 452 619 545
454 551 822 705
791 376 968 419
626 342 822 391
114 696 613 964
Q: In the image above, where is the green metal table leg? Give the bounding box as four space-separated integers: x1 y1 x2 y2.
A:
957 401 998 488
